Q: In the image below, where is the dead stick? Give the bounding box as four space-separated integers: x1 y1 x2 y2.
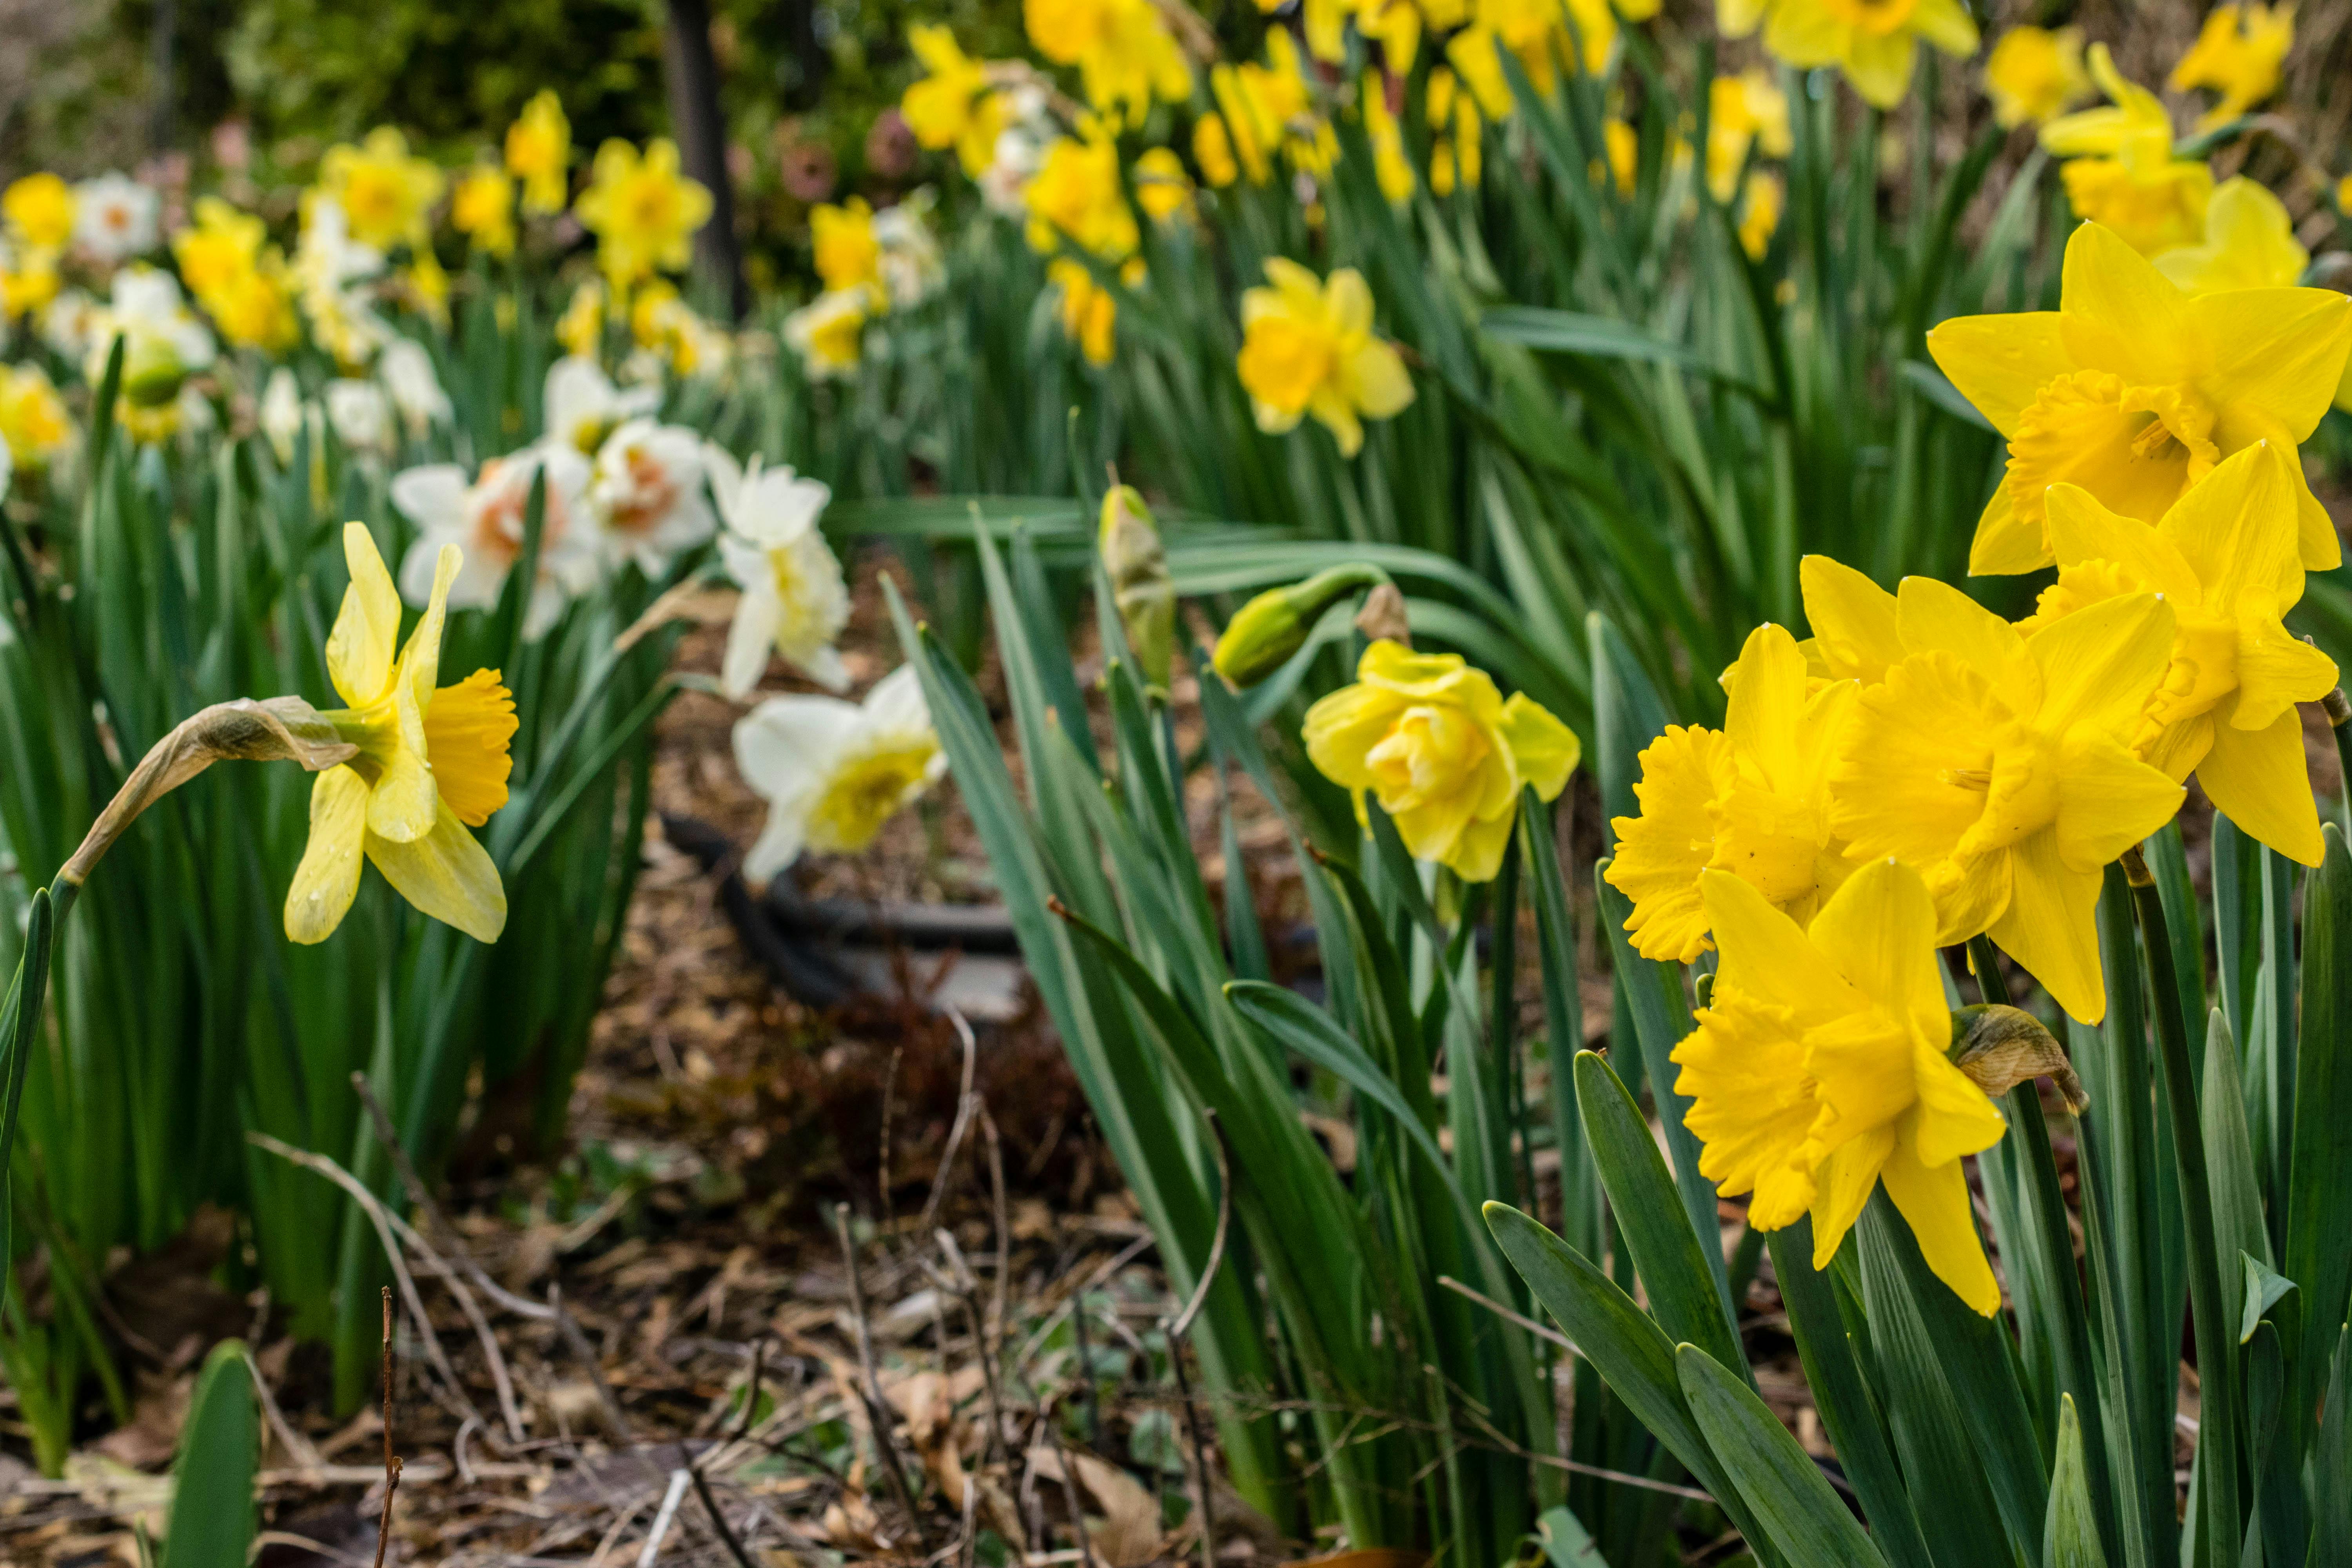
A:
1163 1109 1231 1568
373 1288 403 1568
833 1202 933 1551
916 1009 981 1239
548 1284 633 1442
677 1339 765 1568
1041 1402 1101 1568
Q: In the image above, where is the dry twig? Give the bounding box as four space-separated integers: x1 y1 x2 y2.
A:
374 1287 404 1568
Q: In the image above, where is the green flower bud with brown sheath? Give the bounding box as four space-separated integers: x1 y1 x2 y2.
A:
1948 1003 2087 1111
1210 564 1390 688
1098 484 1175 691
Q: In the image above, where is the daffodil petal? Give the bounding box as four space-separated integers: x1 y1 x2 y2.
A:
1910 1045 2009 1166
1987 829 2108 1022
2054 731 2186 870
1809 1124 1894 1267
2028 590 2176 740
1607 726 1736 962
1722 623 1810 786
1805 856 1947 1050
2047 483 2196 593
1302 684 1405 791
2198 704 2325 867
1896 576 2030 688
1699 867 1865 1022
1924 311 2071 438
1497 692 1580 800
285 766 371 945
325 523 402 706
2192 287 2352 445
1880 1123 2002 1314
2058 222 2197 389
1672 989 1822 1226
1799 555 1904 683
365 800 508 943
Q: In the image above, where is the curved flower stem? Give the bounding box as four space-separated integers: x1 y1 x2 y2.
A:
2122 844 2241 1567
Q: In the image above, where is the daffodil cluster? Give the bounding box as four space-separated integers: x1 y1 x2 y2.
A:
783 191 947 380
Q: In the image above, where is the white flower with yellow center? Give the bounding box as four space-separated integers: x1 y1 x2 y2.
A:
782 289 871 381
390 444 603 639
590 417 714 576
544 355 659 455
706 444 850 697
733 666 946 881
325 378 391 456
286 523 517 945
72 172 160 265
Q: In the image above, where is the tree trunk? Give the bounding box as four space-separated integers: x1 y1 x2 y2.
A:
661 0 748 320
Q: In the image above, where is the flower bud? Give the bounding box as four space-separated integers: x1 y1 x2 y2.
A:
120 334 188 408
1098 485 1174 690
1947 1003 2087 1111
1211 564 1386 687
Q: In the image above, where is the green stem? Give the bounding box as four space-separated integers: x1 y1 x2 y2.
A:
2122 846 2241 1566
2327 690 2352 836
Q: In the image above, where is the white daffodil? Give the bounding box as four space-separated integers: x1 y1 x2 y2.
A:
381 338 452 438
294 196 391 368
544 356 659 456
40 288 100 361
390 443 601 639
706 444 849 697
874 193 946 307
782 289 870 381
732 665 946 881
72 173 160 264
86 266 216 405
325 378 392 456
589 417 714 576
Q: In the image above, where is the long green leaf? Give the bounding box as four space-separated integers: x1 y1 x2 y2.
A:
1676 1342 1889 1568
2045 1395 2111 1568
161 1339 258 1568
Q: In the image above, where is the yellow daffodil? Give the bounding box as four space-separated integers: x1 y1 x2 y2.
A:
0 363 73 474
1738 171 1784 261
2169 2 2291 130
0 243 61 321
1673 858 2008 1313
1601 118 1638 194
1194 115 1241 187
575 139 713 287
506 91 573 215
1443 0 1615 122
2152 175 2305 294
1133 148 1197 224
1348 0 1431 69
1429 69 1486 196
1707 68 1791 201
318 127 446 251
1927 219 2352 575
1302 640 1581 881
1814 570 2183 1022
1049 256 1126 366
4 174 76 251
903 25 1005 178
1211 34 1327 186
1720 0 1978 110
452 165 517 258
286 524 515 946
2041 46 2212 254
171 197 266 300
171 197 300 352
1363 74 1417 204
1608 623 1857 962
2025 442 2336 864
811 197 882 295
1984 25 2090 128
1025 0 1193 127
784 288 870 380
1237 260 1416 457
556 279 605 361
1024 129 1141 262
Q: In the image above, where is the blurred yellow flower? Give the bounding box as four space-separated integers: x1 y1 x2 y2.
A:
2029 441 2336 864
506 91 573 216
1024 130 1141 261
556 279 605 361
1025 0 1193 127
1821 576 2183 1022
0 244 60 321
1237 260 1416 457
1707 68 1791 201
1927 219 2352 573
452 165 517 258
1984 25 2090 128
166 196 298 351
1049 256 1124 365
1673 858 2007 1314
630 280 728 379
903 25 1004 178
1349 0 1430 69
1194 114 1241 187
3 174 76 251
1601 118 1637 194
287 523 514 946
2042 45 2212 254
784 289 870 381
1608 623 1857 962
1445 0 1625 118
1724 0 1977 109
402 249 451 328
0 363 73 473
1211 34 1329 185
1739 170 1784 260
2169 2 2292 129
1428 68 1485 195
1133 147 1197 223
575 139 713 287
2152 176 2305 294
319 127 446 250
172 197 265 299
811 197 882 295
1363 75 1417 205
1303 640 1580 881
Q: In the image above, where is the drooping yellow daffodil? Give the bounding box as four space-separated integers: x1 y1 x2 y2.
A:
286 524 516 946
1363 74 1417 205
318 127 446 251
2168 2 2292 131
1925 218 2352 575
2152 175 2305 294
1706 68 1792 202
1049 256 1131 367
1303 641 1581 882
1025 0 1192 128
2041 46 2212 255
1984 25 2091 128
575 139 713 288
2025 442 2336 865
1608 623 1857 962
1210 33 1332 186
1738 171 1784 261
1428 68 1485 196
1820 577 2184 1022
1720 0 1977 111
1673 859 2008 1313
1237 261 1416 458
451 164 517 259
811 197 883 296
902 25 1004 178
506 90 573 216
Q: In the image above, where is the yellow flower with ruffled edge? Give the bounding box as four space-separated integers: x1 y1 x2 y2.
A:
2041 46 2212 254
1720 0 1977 109
4 174 76 251
1984 25 2090 128
575 139 713 287
506 91 573 216
1363 74 1417 205
1133 148 1197 224
1024 129 1141 262
811 197 882 294
318 127 446 251
1237 260 1416 458
1608 622 1858 963
286 523 515 946
1673 858 2008 1314
452 164 517 258
2152 176 2305 294
2024 442 2336 865
1025 0 1192 127
1926 218 2352 576
2169 2 2291 131
1303 640 1580 882
1738 171 1784 260
1707 68 1791 201
903 25 1004 178
1811 568 2184 1022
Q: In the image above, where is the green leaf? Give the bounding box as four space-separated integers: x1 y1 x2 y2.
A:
2239 1255 2297 1344
2310 1325 2352 1567
1676 1343 1889 1568
2290 824 2352 1426
161 1339 258 1568
1536 1504 1606 1567
2043 1395 2110 1568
